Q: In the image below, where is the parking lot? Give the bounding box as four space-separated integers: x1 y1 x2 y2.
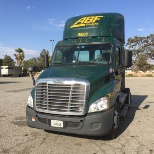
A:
0 77 154 154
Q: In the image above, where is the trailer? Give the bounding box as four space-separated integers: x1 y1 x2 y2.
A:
1 66 22 77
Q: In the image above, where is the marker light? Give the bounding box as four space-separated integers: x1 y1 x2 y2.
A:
88 97 109 113
32 117 36 121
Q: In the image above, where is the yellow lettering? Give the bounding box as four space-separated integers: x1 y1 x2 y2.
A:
70 16 104 28
84 17 94 23
93 16 103 22
70 17 86 28
77 32 88 37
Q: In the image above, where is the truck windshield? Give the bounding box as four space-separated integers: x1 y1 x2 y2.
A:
51 44 112 65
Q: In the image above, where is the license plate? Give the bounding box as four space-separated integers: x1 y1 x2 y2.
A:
51 120 63 127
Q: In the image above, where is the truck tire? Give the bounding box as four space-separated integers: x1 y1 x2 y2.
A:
106 110 119 140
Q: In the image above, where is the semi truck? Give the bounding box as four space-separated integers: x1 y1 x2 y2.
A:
26 13 132 139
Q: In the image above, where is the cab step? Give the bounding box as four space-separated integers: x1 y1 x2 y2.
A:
119 104 130 118
119 92 128 105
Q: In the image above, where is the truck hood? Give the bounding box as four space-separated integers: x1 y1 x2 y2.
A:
37 65 110 84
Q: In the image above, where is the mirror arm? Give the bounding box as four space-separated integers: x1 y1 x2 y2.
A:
30 72 35 86
27 66 35 86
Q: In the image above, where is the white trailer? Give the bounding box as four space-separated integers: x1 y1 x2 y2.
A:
1 66 22 77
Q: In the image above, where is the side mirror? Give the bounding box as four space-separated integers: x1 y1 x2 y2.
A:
44 54 49 69
27 66 35 72
27 66 35 86
124 50 132 68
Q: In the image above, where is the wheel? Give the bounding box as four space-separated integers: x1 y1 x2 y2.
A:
106 110 119 140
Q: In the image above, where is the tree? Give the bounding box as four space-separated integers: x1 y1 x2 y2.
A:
0 59 2 66
135 54 151 72
2 55 15 66
23 57 40 71
22 49 50 72
14 48 25 66
22 58 37 69
37 49 50 70
144 34 154 59
126 34 154 71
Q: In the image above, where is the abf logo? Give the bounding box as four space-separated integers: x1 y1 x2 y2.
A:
70 16 103 28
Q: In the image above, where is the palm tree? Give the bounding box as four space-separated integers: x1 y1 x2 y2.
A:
14 48 25 66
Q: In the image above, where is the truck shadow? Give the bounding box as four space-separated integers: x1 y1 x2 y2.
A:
0 81 19 84
117 94 148 138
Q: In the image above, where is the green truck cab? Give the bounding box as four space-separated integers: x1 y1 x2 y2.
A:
26 13 132 139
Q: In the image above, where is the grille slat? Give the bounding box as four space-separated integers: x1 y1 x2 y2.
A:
35 79 89 115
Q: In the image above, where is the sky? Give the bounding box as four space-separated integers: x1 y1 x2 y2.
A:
0 0 154 61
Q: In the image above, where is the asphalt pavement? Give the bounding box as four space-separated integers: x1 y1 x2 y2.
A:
0 77 154 154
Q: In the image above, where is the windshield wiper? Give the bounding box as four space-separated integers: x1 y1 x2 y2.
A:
51 62 63 65
77 61 99 65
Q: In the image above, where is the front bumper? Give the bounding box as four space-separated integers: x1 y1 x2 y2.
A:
26 106 114 136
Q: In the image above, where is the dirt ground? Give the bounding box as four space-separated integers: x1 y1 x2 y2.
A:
0 77 154 154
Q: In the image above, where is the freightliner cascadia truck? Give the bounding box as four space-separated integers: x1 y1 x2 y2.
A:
26 13 132 139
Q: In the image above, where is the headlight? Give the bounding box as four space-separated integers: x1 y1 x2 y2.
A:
27 94 33 108
88 97 109 113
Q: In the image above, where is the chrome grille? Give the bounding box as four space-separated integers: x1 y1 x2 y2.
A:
35 78 89 115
